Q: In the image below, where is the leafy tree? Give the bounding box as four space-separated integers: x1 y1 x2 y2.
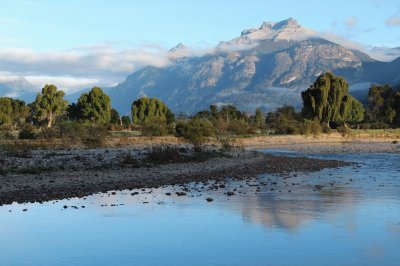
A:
195 105 250 135
342 96 365 124
110 108 120 125
301 72 364 126
77 87 111 125
393 91 400 126
265 106 303 134
31 84 67 128
66 103 79 121
121 115 131 128
131 97 174 125
254 107 265 128
367 84 395 124
0 97 29 126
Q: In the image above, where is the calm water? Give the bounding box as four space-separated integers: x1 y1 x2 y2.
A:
0 151 399 266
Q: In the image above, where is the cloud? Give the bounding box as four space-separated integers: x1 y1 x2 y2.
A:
386 16 400 26
24 76 100 94
316 31 400 61
367 46 400 61
316 31 366 51
0 44 172 94
345 17 358 28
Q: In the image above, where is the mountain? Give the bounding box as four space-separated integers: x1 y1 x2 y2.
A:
0 76 37 103
107 18 400 115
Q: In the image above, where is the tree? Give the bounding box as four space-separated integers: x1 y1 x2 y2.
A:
110 108 120 125
31 84 67 127
77 87 112 125
254 107 265 128
342 96 365 124
121 116 131 128
301 72 364 126
367 84 395 124
0 97 29 126
265 106 303 134
66 103 79 121
131 97 174 125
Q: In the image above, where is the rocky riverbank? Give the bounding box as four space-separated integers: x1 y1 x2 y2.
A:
0 147 350 205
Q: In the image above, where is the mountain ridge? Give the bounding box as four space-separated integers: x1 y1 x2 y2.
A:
106 19 399 115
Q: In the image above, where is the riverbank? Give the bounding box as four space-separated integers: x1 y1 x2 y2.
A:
0 147 349 205
1 131 399 150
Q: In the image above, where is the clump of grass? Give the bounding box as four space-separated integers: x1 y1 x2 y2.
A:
143 146 224 165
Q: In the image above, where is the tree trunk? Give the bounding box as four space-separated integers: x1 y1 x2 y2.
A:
47 113 53 128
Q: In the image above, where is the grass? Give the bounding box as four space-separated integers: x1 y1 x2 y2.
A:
109 130 142 137
347 128 400 137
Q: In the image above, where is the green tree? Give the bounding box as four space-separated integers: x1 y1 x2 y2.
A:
0 97 28 125
66 103 79 121
367 84 395 124
254 107 265 128
31 84 67 128
110 108 120 125
393 91 400 126
301 72 364 126
342 96 365 124
121 115 131 128
131 97 174 125
77 87 112 125
265 106 303 134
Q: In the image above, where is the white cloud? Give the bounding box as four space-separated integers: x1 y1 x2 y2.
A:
0 44 172 94
24 76 100 94
315 31 366 51
386 16 400 26
316 31 400 61
345 17 358 28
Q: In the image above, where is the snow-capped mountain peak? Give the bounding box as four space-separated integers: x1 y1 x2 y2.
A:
218 18 315 52
168 43 191 60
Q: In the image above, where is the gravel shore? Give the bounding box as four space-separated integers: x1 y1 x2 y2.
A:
0 147 349 205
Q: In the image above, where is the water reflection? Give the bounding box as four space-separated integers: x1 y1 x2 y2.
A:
0 152 399 266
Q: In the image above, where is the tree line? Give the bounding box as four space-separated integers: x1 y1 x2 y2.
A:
0 72 399 141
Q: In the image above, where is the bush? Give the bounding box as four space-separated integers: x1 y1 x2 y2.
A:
359 122 390 130
141 117 173 136
337 125 350 134
176 118 215 149
18 124 37 139
302 120 322 136
36 127 61 139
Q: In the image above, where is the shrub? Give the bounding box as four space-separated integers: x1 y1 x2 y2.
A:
18 124 36 139
141 117 173 136
176 118 215 150
302 120 322 136
337 125 349 134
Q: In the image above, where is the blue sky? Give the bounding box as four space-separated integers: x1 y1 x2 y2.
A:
0 0 399 93
1 0 399 50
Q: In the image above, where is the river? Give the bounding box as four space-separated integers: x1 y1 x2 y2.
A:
0 151 399 265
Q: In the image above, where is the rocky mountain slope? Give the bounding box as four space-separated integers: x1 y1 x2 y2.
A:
107 18 400 115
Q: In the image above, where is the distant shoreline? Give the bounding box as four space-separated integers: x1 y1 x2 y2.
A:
0 131 399 150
